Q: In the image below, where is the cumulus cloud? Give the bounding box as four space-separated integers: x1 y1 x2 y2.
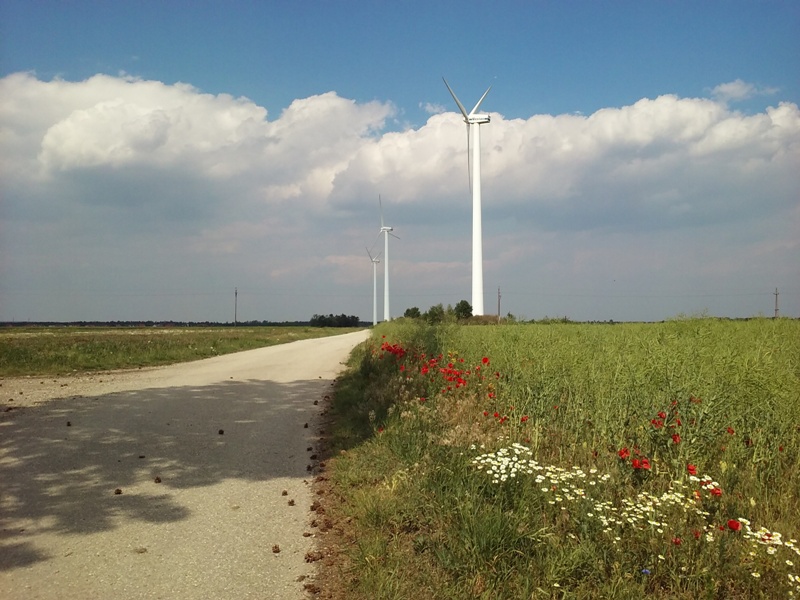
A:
0 73 797 321
711 79 779 103
420 101 446 115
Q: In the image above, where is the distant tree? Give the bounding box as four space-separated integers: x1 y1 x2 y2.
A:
309 313 360 327
454 300 473 320
404 307 421 319
424 303 446 324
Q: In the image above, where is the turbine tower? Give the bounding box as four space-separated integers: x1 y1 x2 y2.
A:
443 78 491 316
378 195 398 321
366 247 381 326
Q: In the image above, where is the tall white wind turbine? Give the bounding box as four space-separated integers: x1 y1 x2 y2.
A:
443 78 491 316
366 247 381 326
378 195 399 321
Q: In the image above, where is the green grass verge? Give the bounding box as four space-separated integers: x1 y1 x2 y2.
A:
0 326 362 376
324 318 800 599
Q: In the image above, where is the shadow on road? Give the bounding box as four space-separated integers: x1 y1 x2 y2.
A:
0 378 326 571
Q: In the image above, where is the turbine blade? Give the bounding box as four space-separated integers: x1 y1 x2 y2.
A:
443 77 469 119
469 86 492 116
379 194 384 228
389 232 400 240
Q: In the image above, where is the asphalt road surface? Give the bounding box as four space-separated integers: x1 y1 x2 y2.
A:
0 329 371 599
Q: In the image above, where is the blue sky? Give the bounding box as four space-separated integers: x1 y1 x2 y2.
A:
1 1 798 322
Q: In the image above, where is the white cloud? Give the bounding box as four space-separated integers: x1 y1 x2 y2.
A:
711 79 779 103
420 101 446 115
1 73 798 321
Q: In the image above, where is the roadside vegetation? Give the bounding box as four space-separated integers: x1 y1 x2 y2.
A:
318 317 800 599
0 326 361 376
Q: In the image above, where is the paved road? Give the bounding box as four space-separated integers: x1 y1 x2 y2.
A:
0 330 370 599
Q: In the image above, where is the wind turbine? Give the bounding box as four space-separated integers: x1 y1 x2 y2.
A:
366 246 381 326
378 195 399 321
443 77 491 316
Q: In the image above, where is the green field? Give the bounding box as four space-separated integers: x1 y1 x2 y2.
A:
323 318 800 599
0 326 362 376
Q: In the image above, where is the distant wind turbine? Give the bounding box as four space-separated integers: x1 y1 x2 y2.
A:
378 195 399 321
443 77 491 316
366 246 381 326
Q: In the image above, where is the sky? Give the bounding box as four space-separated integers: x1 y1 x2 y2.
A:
1 1 798 323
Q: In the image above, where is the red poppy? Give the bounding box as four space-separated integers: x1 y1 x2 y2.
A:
520 415 529 423
672 433 681 444
483 410 489 417
618 447 631 460
632 458 641 469
658 411 667 419
727 519 741 532
687 464 698 476
493 412 500 418
710 488 722 497
672 537 682 545
693 529 701 540
482 357 490 365
726 427 735 435
640 458 651 470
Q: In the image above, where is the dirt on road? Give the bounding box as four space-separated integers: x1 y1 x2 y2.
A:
0 329 371 600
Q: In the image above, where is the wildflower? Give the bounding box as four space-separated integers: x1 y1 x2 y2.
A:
520 415 529 423
672 537 682 545
618 447 630 460
658 411 667 419
751 572 761 579
727 519 742 532
727 427 735 435
641 569 651 575
687 464 698 476
710 488 722 497
671 433 681 444
482 357 490 365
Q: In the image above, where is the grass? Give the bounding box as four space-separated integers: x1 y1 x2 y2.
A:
317 318 800 599
0 325 362 376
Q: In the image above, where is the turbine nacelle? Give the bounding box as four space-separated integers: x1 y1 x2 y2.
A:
466 114 490 125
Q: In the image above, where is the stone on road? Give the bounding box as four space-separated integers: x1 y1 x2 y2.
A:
0 330 370 599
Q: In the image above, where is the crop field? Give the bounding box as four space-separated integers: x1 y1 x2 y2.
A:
0 326 361 376
322 318 800 599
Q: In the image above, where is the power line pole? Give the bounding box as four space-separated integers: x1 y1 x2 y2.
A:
497 287 501 324
774 288 779 318
235 287 238 326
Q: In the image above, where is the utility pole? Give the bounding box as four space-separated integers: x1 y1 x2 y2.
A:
497 287 501 324
235 287 238 326
774 288 779 318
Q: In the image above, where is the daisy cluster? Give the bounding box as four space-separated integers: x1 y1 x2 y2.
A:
471 443 611 489
472 443 799 595
736 518 800 593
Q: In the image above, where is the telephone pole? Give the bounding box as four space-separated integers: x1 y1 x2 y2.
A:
774 288 779 318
